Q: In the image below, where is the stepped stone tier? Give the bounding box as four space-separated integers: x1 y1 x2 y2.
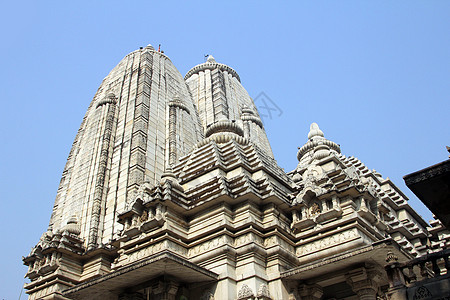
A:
23 46 446 300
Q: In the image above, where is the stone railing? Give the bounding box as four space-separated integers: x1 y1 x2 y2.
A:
385 249 450 299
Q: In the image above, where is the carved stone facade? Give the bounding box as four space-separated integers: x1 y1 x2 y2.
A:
23 46 445 299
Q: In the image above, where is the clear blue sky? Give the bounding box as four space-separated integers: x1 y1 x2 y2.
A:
1 1 449 299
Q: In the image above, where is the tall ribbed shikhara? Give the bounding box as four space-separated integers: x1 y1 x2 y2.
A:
87 93 117 249
40 45 204 248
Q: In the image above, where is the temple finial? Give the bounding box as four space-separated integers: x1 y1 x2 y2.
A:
308 122 324 140
207 55 215 62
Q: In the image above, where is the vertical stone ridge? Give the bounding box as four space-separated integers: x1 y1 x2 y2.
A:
168 96 190 166
127 51 152 198
168 99 177 166
211 68 229 121
87 94 118 249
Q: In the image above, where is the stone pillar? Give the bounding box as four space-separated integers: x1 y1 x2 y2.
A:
298 284 323 300
346 267 380 300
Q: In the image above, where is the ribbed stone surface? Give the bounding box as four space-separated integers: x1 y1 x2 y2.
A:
185 56 274 158
49 46 203 247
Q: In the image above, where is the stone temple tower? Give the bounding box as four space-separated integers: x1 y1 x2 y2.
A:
47 44 204 250
24 46 440 300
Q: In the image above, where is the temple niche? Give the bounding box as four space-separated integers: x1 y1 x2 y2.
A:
23 46 448 300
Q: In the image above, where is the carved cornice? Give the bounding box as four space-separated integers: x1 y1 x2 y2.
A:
195 132 249 149
404 159 450 186
185 61 240 82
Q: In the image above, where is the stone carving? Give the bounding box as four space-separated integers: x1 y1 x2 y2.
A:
293 165 327 206
296 228 359 256
385 251 398 263
256 284 271 300
237 284 255 300
188 236 226 257
139 210 148 222
310 202 321 216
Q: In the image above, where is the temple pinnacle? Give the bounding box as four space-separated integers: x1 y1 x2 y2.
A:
307 122 324 140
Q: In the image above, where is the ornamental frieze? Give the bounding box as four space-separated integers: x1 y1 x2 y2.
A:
295 228 360 257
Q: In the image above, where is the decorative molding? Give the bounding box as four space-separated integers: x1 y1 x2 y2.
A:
296 228 359 256
205 120 244 138
188 236 227 257
297 138 340 162
194 132 249 149
241 113 263 128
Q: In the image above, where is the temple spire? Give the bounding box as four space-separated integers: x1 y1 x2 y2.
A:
307 122 324 140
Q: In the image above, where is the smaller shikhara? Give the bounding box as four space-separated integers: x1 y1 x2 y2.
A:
23 46 442 300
